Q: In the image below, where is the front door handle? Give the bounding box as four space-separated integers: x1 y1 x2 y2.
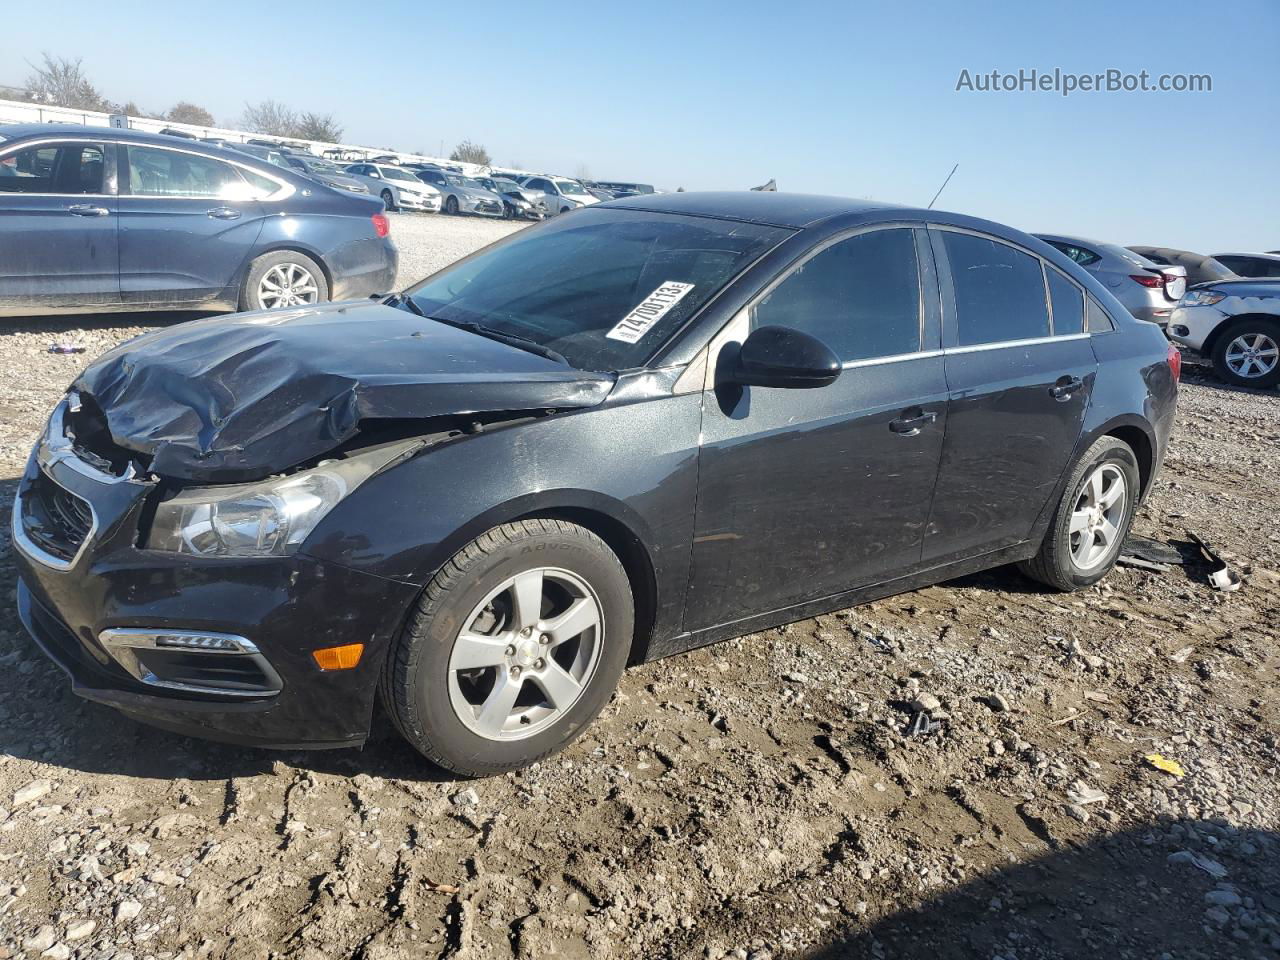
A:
1049 376 1084 400
889 409 938 437
207 206 242 220
67 204 109 217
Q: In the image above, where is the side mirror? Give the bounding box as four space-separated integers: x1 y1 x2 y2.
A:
731 325 841 389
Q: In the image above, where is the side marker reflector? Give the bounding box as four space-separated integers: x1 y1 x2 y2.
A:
312 643 365 671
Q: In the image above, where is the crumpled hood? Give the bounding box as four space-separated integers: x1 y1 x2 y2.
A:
74 301 614 483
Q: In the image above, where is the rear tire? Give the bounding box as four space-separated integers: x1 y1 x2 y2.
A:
380 189 397 212
1210 318 1280 388
382 519 633 777
238 251 328 312
1019 436 1139 591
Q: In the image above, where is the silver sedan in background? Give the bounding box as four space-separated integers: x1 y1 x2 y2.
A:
415 169 506 217
1035 234 1186 327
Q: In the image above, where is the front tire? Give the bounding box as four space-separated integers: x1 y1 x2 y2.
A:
1211 318 1280 388
239 251 328 311
380 189 397 212
1019 436 1139 591
445 195 459 215
382 519 633 777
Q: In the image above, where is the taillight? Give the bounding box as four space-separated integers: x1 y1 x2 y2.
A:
1167 343 1182 383
1130 274 1164 288
371 213 390 238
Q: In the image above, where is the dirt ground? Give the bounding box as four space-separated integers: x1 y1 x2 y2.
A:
0 216 1277 960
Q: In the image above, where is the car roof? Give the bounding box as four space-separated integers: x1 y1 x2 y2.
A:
1213 251 1280 262
603 191 929 229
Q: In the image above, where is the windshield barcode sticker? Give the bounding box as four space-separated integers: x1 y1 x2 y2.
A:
606 281 696 343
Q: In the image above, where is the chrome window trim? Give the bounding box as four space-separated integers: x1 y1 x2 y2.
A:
120 142 295 202
945 332 1089 355
843 348 943 370
1 136 295 202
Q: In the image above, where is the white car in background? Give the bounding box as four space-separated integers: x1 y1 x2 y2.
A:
1169 279 1280 388
517 175 600 215
343 162 441 213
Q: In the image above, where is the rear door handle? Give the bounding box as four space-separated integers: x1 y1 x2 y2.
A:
67 204 109 217
889 409 938 437
1049 376 1084 400
207 206 242 220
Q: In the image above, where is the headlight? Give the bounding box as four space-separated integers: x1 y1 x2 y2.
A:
147 441 418 557
1180 290 1226 306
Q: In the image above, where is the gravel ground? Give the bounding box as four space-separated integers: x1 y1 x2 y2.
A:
0 214 1277 960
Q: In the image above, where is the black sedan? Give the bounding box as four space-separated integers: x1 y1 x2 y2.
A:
12 193 1178 776
0 125 396 317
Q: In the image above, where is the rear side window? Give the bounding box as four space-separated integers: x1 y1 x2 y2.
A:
1046 267 1084 335
0 142 105 194
126 146 273 200
943 232 1050 346
1087 297 1116 332
752 228 922 362
1046 240 1101 266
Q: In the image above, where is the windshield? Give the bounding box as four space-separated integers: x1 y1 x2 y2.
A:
492 179 520 192
555 179 588 196
403 208 790 372
305 158 342 173
382 167 421 182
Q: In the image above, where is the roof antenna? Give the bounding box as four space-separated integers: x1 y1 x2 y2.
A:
927 163 959 210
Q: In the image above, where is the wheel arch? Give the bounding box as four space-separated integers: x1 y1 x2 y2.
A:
247 242 334 293
403 490 662 667
1101 421 1155 500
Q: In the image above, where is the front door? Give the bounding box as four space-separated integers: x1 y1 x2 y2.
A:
923 227 1097 563
117 144 270 304
685 226 948 632
0 138 119 311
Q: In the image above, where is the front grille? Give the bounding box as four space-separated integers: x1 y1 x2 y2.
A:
20 470 94 563
478 200 502 213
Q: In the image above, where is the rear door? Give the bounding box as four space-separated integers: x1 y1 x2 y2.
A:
117 144 276 304
0 138 120 311
923 227 1097 564
686 226 948 631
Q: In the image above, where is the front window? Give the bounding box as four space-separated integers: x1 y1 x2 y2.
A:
0 142 105 194
403 208 790 372
555 179 588 196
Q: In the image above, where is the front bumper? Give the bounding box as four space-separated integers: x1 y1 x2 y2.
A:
1167 304 1227 353
398 193 441 212
460 197 505 218
12 439 421 749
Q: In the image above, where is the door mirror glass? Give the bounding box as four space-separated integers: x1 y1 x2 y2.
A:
731 325 841 389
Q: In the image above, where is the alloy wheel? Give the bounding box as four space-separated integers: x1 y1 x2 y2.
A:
257 263 320 309
1069 464 1127 570
447 567 603 741
1224 332 1279 379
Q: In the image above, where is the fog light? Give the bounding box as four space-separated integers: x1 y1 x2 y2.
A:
154 633 243 651
312 643 365 671
1171 325 1190 337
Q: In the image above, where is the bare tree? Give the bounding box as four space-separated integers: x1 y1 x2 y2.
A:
240 100 298 138
24 54 108 111
167 101 215 126
293 112 343 143
449 140 492 165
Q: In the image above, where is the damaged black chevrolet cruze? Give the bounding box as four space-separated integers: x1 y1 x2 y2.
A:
13 192 1178 776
